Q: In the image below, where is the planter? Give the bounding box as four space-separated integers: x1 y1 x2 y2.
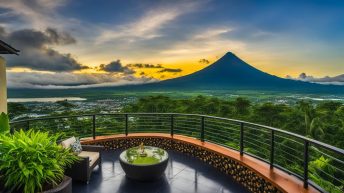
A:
2 176 72 193
119 146 169 181
42 176 72 193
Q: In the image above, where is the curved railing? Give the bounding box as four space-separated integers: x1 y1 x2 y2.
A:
10 113 344 193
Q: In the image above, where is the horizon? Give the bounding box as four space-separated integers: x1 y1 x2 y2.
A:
1 0 344 89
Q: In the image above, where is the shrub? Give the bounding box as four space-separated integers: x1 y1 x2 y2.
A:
0 130 78 193
0 112 9 134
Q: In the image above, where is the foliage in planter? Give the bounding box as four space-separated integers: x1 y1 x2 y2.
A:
0 112 9 134
0 130 79 193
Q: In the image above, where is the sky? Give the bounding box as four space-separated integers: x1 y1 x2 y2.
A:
0 0 344 88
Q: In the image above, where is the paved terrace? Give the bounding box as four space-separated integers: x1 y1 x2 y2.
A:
73 150 249 193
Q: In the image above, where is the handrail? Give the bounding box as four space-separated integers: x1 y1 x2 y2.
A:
10 113 344 193
10 113 344 155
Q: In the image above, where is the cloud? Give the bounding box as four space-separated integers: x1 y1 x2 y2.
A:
158 68 182 73
7 71 157 89
127 63 163 69
97 60 135 74
198 59 210 65
0 0 72 29
193 28 233 39
160 27 246 58
287 73 344 85
96 2 200 44
1 27 88 72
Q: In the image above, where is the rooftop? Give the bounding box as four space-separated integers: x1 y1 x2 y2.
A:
0 40 19 55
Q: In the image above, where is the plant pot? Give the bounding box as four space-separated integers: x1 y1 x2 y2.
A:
42 176 72 193
1 176 72 193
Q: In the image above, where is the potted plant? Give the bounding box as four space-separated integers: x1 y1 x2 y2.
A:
0 112 10 192
0 112 9 134
0 129 79 193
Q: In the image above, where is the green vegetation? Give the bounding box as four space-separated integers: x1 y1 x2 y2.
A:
130 157 160 165
124 95 344 148
0 130 78 193
124 147 165 165
7 103 28 119
0 113 10 133
123 95 344 192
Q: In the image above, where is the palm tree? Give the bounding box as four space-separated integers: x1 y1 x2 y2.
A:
309 117 325 140
297 100 324 138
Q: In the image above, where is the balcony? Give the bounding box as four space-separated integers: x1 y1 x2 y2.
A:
10 113 344 193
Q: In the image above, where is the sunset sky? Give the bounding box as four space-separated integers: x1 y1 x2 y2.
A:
1 0 344 88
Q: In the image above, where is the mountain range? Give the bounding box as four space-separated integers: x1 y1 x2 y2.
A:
141 52 344 93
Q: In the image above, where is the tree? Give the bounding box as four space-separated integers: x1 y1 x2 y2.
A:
309 117 325 140
335 106 344 127
252 103 287 127
233 97 251 116
7 103 28 120
297 100 325 138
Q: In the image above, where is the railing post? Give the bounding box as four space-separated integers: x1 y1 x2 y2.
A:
303 140 309 189
125 114 128 136
170 114 174 137
26 120 30 131
201 116 205 142
92 115 96 140
270 130 275 169
240 122 244 156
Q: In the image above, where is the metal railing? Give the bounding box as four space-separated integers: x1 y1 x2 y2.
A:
10 113 344 193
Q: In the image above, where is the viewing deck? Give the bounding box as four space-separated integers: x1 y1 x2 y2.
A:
10 113 344 193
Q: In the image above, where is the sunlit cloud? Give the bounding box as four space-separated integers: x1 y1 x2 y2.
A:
160 27 246 59
0 0 74 29
96 2 201 44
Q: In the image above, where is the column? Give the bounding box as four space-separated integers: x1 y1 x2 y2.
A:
0 56 7 113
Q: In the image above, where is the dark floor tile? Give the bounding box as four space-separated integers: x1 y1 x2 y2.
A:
73 150 249 193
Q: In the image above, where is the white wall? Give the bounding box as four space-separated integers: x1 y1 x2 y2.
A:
0 56 7 113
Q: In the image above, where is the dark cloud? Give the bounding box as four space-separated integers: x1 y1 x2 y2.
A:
158 68 182 73
1 27 87 72
98 60 135 74
0 26 6 36
127 63 163 68
298 72 308 79
198 58 210 65
45 28 76 45
287 73 344 85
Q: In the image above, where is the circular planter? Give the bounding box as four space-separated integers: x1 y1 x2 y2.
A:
119 146 169 181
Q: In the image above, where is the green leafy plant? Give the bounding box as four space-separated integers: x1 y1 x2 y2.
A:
0 112 10 134
0 130 79 193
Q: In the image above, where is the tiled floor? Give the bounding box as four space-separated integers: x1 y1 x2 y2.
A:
73 150 249 193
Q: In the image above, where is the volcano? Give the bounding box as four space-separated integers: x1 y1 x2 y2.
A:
145 52 344 92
